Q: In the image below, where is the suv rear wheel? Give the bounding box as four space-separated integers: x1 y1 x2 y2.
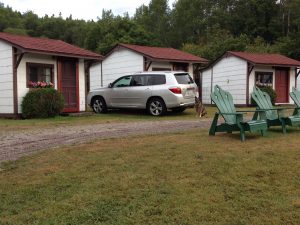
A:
92 97 107 114
147 98 166 116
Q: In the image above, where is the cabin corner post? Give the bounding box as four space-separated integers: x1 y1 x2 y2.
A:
246 63 254 106
296 67 300 88
12 47 18 115
101 61 103 87
143 57 152 71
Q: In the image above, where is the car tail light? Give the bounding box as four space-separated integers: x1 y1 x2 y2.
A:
169 87 182 94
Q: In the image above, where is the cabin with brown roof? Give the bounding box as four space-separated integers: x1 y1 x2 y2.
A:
89 43 208 90
0 32 102 116
201 51 300 105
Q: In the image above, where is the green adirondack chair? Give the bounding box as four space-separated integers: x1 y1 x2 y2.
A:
290 87 300 116
209 85 268 141
251 86 300 133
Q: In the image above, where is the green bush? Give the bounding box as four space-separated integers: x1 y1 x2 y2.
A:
21 88 64 119
251 86 277 106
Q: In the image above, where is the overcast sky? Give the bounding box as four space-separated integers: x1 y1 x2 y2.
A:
2 0 176 20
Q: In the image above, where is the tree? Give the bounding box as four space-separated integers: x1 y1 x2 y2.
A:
134 0 171 46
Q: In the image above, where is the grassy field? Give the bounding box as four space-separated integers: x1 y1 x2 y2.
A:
1 128 300 225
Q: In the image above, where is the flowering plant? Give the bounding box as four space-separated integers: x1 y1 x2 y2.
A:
28 81 54 88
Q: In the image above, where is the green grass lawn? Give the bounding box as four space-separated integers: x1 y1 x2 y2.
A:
1 128 300 225
0 107 217 132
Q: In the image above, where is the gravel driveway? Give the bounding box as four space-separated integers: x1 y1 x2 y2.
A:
0 119 211 163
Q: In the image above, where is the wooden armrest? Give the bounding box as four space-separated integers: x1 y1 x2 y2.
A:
237 109 266 113
219 112 246 115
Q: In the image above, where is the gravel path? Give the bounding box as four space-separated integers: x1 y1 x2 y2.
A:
0 119 211 163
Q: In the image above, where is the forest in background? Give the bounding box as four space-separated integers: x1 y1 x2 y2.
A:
1 0 300 61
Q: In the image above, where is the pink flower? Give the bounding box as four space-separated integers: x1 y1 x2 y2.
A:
29 80 54 88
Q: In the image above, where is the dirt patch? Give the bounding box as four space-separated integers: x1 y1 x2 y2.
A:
0 119 211 163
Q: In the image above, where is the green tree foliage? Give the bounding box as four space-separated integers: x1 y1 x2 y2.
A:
0 0 300 60
134 0 171 46
85 10 156 53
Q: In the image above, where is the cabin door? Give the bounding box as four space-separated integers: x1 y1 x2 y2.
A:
58 58 79 112
275 68 289 103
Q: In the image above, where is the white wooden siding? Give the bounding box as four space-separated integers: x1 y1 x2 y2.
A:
201 69 212 104
17 53 57 113
89 62 102 91
202 56 247 105
78 59 86 111
0 41 13 114
289 68 296 104
101 48 144 87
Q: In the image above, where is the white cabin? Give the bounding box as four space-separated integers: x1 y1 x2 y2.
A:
201 51 300 105
89 44 209 90
0 32 101 116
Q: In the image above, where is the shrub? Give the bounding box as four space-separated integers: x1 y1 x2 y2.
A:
251 86 277 106
21 88 64 119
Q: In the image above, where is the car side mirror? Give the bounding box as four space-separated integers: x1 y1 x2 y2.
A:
108 83 113 88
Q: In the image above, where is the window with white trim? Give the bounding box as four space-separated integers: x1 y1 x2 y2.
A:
255 71 273 87
26 63 54 87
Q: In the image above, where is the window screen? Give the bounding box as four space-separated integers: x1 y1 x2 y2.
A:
27 63 54 87
255 72 273 87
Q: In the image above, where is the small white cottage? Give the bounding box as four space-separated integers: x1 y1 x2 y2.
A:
0 32 102 116
89 43 208 90
201 51 300 105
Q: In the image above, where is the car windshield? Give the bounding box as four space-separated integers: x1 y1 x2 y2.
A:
174 73 194 84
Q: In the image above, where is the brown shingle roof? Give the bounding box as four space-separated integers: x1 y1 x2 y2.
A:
0 32 102 60
115 43 209 63
229 51 300 67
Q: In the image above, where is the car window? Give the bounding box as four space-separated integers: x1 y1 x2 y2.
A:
174 73 194 84
147 75 166 85
112 76 132 88
131 75 148 86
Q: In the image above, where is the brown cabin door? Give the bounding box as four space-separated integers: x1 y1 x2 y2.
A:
58 58 79 112
275 68 289 103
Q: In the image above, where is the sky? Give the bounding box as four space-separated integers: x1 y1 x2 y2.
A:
2 0 176 21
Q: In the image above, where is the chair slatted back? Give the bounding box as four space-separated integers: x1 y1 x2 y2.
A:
251 86 277 120
290 87 300 107
211 85 237 124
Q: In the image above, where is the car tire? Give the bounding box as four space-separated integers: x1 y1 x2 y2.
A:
172 107 186 113
92 97 107 114
147 98 166 116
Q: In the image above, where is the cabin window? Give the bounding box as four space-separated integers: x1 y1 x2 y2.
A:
255 72 273 87
26 63 54 87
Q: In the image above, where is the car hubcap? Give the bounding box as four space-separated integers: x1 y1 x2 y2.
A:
93 100 103 113
150 101 163 116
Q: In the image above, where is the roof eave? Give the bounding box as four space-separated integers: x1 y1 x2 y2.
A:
24 49 102 60
252 63 300 68
228 52 300 68
0 38 103 60
146 57 209 64
114 44 209 64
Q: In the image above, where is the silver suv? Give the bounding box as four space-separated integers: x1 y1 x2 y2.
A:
87 71 198 116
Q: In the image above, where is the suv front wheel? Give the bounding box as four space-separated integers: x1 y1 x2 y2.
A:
147 98 166 116
92 97 107 114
